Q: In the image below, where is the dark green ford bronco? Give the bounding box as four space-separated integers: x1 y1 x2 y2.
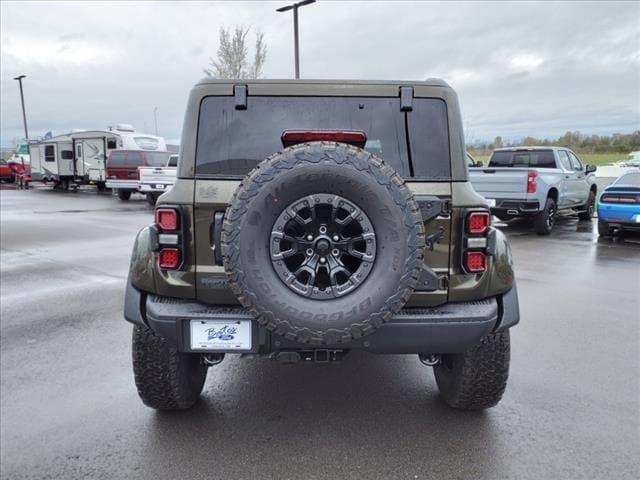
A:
124 79 520 411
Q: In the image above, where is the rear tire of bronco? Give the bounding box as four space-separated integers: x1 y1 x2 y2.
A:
534 197 556 235
578 191 595 221
132 326 208 410
117 189 131 201
433 330 510 410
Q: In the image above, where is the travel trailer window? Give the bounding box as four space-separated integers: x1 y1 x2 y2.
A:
107 138 117 149
133 137 160 150
61 150 73 160
45 146 55 162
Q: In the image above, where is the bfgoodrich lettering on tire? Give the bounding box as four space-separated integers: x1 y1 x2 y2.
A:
221 142 425 346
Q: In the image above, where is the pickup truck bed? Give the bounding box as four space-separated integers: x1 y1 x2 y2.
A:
469 166 545 215
138 166 176 194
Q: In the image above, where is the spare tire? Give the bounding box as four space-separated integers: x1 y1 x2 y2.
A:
221 142 425 345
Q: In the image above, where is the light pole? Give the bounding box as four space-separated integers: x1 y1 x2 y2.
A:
276 0 316 79
153 107 158 136
13 75 29 141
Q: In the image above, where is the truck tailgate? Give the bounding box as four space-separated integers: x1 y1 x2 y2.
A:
469 167 530 197
139 167 176 184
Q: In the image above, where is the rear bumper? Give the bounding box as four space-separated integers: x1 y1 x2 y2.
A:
491 198 540 216
598 202 640 224
138 182 173 193
106 179 139 190
124 280 519 355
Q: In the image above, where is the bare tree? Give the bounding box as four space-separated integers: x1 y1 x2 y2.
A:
204 26 267 79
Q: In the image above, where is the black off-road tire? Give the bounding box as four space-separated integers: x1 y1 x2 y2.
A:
434 330 510 410
578 191 595 221
598 220 612 237
534 197 556 235
221 142 425 346
117 189 131 201
132 326 208 410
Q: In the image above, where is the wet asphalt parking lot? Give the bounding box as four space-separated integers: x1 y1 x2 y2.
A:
1 186 638 480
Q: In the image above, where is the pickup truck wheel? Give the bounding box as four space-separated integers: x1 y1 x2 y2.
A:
117 189 131 201
146 192 159 205
534 197 556 235
598 220 612 237
222 141 425 346
132 326 208 410
433 330 510 410
578 191 595 221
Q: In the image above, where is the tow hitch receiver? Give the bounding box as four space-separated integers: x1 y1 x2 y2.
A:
274 350 346 364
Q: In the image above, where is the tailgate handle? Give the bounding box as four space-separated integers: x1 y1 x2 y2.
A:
213 212 224 265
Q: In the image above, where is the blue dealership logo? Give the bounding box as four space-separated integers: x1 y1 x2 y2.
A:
206 325 237 341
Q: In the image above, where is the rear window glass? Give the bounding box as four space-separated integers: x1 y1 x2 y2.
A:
126 152 143 166
489 150 556 168
146 152 171 166
615 172 640 187
196 96 450 179
109 152 126 166
408 99 450 178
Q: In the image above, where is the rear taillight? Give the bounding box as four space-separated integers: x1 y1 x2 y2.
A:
601 194 638 204
155 207 182 269
527 171 537 194
464 251 487 273
281 130 367 148
158 248 180 269
156 208 178 231
467 211 490 235
462 210 491 274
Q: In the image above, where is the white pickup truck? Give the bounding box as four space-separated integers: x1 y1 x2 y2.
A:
138 154 178 205
469 147 597 234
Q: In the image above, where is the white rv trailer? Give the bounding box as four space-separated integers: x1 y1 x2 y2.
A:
29 125 166 188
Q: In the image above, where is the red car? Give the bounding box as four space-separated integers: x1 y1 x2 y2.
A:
0 159 14 182
105 150 171 200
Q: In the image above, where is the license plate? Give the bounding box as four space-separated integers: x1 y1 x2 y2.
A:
190 319 252 350
486 198 496 207
154 184 165 189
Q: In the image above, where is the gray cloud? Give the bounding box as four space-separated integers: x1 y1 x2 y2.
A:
1 0 638 146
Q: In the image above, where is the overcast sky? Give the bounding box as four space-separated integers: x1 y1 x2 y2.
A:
1 0 638 146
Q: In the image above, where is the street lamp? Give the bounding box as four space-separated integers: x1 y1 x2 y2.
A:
154 107 158 136
13 74 29 141
276 0 316 79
